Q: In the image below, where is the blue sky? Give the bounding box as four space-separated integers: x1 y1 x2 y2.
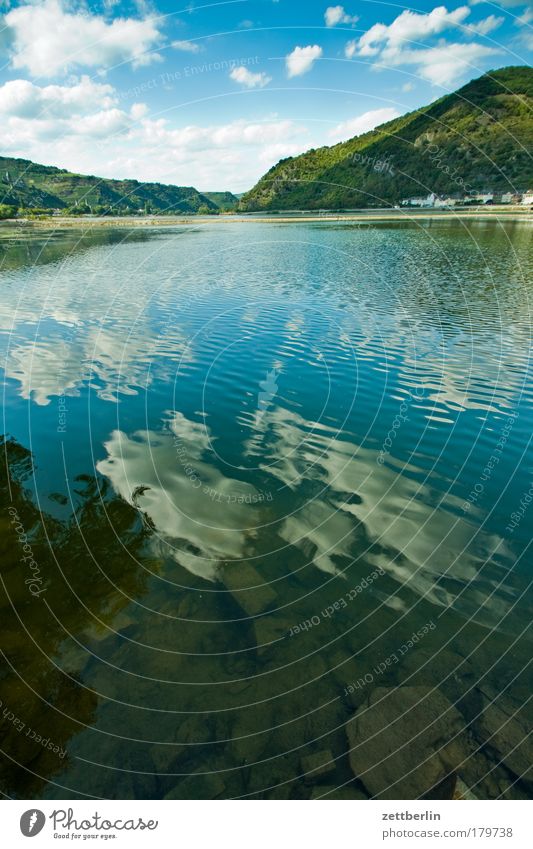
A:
0 0 531 191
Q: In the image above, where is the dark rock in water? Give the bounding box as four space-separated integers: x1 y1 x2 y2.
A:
474 696 532 783
310 784 368 799
151 743 187 775
453 776 479 800
422 771 457 800
164 769 225 799
230 710 270 763
345 686 468 799
221 563 276 617
301 750 336 784
253 615 289 654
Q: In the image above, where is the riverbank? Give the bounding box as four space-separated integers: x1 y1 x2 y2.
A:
1 205 532 231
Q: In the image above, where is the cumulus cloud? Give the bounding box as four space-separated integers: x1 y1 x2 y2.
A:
0 76 116 118
328 107 400 143
466 14 504 35
0 76 142 154
389 42 500 86
345 5 501 86
286 44 323 77
324 5 358 27
515 7 533 49
171 39 202 53
349 6 471 57
3 0 162 77
229 66 271 88
0 73 310 191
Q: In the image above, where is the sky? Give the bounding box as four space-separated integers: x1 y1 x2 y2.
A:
0 0 531 192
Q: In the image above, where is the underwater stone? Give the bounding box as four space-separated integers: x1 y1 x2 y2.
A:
253 615 289 654
346 686 467 799
164 769 225 799
310 784 368 799
475 697 532 783
221 564 277 617
301 750 336 783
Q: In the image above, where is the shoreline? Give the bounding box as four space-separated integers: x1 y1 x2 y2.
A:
1 206 532 230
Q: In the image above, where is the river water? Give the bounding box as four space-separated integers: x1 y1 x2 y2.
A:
0 218 531 799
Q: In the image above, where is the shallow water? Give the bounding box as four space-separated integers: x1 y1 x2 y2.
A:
0 219 532 799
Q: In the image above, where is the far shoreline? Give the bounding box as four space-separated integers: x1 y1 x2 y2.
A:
1 205 532 231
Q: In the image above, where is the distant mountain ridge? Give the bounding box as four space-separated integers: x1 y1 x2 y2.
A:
0 156 238 215
239 66 533 211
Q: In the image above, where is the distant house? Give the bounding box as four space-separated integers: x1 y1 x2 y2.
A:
520 191 533 205
474 192 494 204
401 193 436 207
434 197 456 208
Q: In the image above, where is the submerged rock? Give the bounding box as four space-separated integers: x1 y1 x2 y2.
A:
345 686 467 799
474 697 532 784
310 784 368 799
453 776 479 800
301 749 336 784
221 563 276 617
253 615 289 655
164 769 225 799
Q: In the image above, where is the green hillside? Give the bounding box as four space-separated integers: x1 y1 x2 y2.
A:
0 156 236 216
201 191 239 210
239 66 533 211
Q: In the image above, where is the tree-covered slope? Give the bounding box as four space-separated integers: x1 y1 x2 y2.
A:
239 66 533 211
0 156 227 215
201 191 239 210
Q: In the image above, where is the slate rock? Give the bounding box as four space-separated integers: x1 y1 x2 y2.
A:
310 784 368 800
475 697 532 783
164 769 225 799
221 564 276 617
346 686 467 799
253 615 289 655
301 749 336 784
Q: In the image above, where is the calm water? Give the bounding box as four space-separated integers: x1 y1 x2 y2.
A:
0 219 532 800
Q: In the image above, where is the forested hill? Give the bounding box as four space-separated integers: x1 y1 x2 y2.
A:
0 156 238 215
239 66 533 211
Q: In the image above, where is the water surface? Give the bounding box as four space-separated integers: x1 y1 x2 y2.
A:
1 219 531 799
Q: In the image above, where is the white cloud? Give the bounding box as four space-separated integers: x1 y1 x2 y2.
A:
346 5 501 86
0 76 116 118
229 66 271 88
286 44 323 77
466 14 504 35
0 76 141 150
0 73 310 191
328 107 400 143
387 42 500 86
171 39 201 53
353 6 471 57
517 9 533 24
515 7 533 49
402 81 414 92
3 0 161 77
324 5 358 27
